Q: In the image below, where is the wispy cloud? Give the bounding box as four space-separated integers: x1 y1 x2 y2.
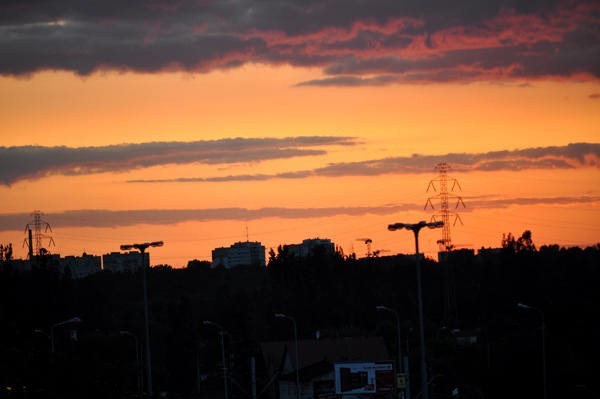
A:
128 143 600 183
0 196 598 231
0 136 356 185
1 1 598 84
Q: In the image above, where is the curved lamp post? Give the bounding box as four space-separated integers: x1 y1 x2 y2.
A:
517 303 547 399
203 320 229 399
120 240 163 397
275 313 300 399
50 317 81 353
388 220 443 399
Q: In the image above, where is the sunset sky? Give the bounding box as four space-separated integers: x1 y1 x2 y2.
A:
1 0 599 266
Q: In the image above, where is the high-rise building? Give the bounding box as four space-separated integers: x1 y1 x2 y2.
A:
212 241 266 268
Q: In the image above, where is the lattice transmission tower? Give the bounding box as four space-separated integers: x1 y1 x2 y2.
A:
425 163 466 251
24 210 55 257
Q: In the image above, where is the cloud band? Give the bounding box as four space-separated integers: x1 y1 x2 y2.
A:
0 136 356 185
0 195 598 231
128 143 600 183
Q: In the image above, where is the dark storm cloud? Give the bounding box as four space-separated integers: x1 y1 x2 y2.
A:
1 195 598 231
0 0 598 83
128 143 600 183
0 136 356 185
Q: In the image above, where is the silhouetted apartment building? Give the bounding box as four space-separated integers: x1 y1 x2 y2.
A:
59 254 101 278
212 241 266 268
102 251 149 273
285 238 335 258
1 253 101 279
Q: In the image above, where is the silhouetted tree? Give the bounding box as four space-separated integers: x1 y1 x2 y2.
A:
186 259 211 270
502 230 536 253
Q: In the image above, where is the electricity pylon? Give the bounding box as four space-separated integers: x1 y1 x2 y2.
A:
424 163 465 251
24 210 55 256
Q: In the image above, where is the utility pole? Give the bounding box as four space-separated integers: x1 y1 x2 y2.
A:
203 321 229 399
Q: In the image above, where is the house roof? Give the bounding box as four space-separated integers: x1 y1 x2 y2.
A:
261 336 390 379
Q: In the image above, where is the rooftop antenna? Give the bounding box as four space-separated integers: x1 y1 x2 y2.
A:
424 163 466 251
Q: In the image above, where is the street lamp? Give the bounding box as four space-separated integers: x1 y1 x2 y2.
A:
275 313 300 399
33 329 51 353
517 303 547 399
50 317 81 353
203 320 229 399
388 220 443 399
120 330 142 396
376 305 406 399
120 240 163 397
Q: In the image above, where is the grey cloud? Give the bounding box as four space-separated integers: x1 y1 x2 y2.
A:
466 195 600 210
0 205 413 231
0 1 597 83
129 143 600 183
296 75 402 87
0 136 356 185
0 194 598 231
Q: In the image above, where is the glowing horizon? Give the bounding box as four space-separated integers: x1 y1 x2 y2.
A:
1 1 599 266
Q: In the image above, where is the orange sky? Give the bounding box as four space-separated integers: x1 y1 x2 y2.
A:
0 64 598 266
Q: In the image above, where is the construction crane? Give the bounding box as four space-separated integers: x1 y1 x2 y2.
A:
356 238 373 257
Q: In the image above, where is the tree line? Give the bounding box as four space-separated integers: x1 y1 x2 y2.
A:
0 232 598 398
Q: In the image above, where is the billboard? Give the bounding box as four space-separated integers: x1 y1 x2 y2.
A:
334 362 394 395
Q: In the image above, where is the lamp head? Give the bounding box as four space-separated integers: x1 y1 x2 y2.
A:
427 221 444 229
388 223 405 231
